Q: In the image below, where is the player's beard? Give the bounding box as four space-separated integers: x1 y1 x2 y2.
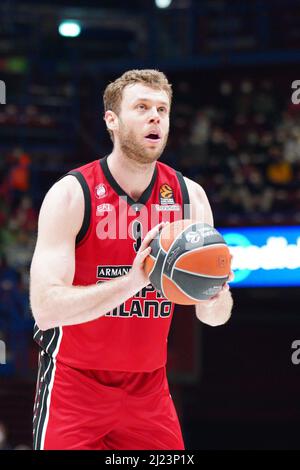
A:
118 121 168 164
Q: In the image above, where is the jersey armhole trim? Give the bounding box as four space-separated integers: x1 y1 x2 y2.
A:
57 171 91 246
175 171 190 219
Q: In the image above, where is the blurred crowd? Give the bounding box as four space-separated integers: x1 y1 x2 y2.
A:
171 77 300 225
0 148 37 375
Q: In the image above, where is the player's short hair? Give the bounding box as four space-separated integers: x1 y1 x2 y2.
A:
103 69 172 142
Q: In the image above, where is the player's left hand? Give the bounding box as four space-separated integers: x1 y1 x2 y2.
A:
198 269 234 307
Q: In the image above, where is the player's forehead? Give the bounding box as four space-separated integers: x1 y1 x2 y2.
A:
121 83 170 108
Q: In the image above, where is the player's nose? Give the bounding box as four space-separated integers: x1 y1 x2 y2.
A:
148 107 160 123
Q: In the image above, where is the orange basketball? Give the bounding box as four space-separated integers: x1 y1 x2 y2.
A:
144 219 231 305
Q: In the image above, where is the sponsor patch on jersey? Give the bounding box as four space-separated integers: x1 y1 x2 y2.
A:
155 204 181 212
97 265 131 279
105 299 172 319
159 183 175 205
96 203 112 215
95 183 107 199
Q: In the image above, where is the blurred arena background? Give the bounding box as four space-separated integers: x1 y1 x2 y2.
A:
0 0 300 450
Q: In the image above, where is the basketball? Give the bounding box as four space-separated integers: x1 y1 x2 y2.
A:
144 219 232 305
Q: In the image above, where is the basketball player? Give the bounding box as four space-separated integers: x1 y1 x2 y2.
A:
30 70 233 450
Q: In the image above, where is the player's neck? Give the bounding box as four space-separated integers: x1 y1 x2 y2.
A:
107 151 156 202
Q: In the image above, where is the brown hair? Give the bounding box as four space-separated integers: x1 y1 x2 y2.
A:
103 69 172 141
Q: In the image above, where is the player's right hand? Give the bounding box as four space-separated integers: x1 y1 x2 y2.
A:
129 221 167 291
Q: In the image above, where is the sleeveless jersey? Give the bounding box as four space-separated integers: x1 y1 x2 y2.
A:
33 156 190 372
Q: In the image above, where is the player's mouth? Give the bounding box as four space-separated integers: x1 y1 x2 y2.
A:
144 132 161 143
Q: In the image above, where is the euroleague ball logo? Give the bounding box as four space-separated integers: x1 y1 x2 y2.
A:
159 184 175 205
160 184 173 198
185 230 202 244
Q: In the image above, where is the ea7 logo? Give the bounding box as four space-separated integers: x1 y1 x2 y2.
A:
0 80 6 104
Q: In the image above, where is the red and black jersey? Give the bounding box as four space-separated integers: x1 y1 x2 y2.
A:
34 156 190 372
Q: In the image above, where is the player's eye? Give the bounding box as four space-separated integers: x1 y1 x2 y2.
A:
137 104 146 110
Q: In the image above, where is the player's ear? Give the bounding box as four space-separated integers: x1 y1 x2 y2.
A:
104 110 119 133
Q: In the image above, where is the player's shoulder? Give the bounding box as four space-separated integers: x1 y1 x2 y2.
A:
49 173 82 202
41 172 84 218
45 158 100 202
37 173 84 238
183 175 213 224
183 175 207 199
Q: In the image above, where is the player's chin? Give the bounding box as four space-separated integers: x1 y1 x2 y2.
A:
144 148 162 161
149 141 165 155
144 142 161 152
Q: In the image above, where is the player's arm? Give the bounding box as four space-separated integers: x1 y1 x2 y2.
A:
30 176 163 331
184 177 233 326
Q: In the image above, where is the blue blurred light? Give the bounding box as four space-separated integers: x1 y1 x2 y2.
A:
58 20 81 38
218 226 300 288
155 0 172 8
